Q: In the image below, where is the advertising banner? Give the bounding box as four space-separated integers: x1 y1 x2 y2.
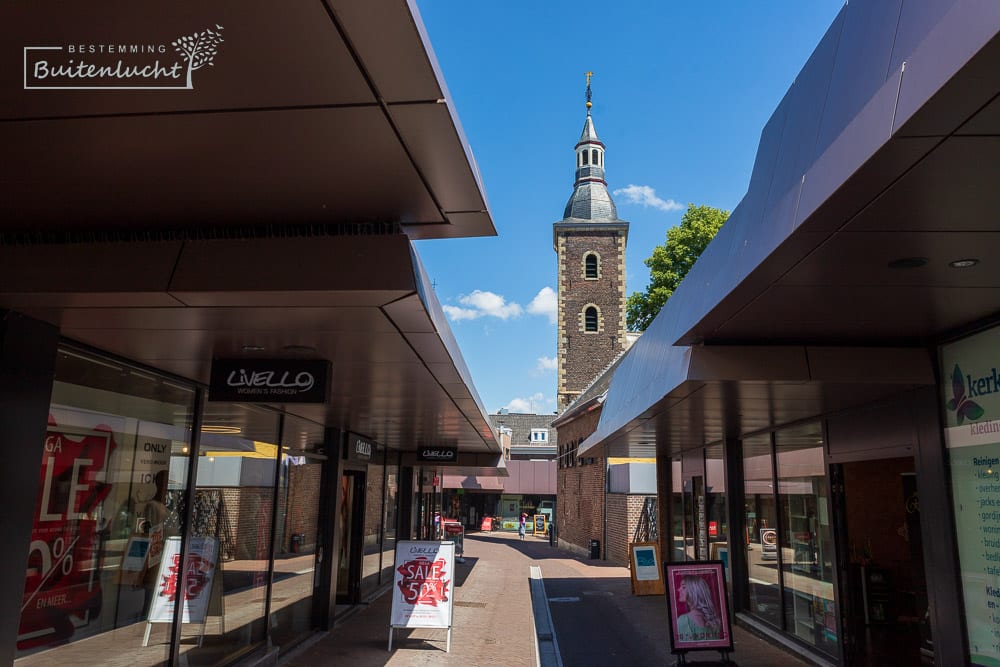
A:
18 422 116 651
390 540 455 629
665 561 734 654
942 328 1000 666
148 536 218 624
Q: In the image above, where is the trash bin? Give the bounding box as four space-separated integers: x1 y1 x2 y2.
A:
291 533 304 553
589 539 600 559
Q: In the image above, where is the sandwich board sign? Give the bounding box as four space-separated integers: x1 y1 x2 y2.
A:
389 540 456 652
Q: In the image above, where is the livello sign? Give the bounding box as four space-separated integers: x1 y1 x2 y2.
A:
417 447 458 463
209 359 330 404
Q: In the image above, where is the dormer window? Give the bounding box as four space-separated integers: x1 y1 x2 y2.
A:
530 429 548 443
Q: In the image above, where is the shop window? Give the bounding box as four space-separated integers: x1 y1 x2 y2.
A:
18 346 196 665
269 415 326 650
776 423 837 655
743 432 781 628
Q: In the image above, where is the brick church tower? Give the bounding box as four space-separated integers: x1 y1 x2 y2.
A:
554 80 629 412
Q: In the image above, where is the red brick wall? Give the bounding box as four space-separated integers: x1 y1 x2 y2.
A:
555 407 605 558
606 493 657 566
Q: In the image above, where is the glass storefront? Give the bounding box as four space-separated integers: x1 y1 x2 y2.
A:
739 424 837 659
16 346 331 666
269 416 325 651
17 347 196 666
743 432 780 627
775 423 836 655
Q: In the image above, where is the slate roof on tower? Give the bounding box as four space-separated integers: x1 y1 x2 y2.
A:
562 109 621 222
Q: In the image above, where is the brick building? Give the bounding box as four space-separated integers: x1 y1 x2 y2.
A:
553 86 629 413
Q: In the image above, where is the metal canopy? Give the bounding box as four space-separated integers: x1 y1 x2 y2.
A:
0 1 500 457
579 1 1000 458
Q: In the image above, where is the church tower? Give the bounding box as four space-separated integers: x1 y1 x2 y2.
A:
554 76 629 412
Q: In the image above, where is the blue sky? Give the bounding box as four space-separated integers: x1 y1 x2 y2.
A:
413 1 844 415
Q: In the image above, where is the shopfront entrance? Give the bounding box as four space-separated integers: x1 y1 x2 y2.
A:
832 457 931 666
336 470 366 606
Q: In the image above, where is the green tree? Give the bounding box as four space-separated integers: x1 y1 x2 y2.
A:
626 204 730 331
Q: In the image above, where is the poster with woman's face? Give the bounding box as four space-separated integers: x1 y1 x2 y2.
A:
665 562 732 652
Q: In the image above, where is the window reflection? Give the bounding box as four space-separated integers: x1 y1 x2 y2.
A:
743 433 780 627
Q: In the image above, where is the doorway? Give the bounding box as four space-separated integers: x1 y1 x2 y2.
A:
336 470 366 605
832 457 931 665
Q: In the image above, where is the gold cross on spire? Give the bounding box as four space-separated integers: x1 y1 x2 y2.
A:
585 71 593 110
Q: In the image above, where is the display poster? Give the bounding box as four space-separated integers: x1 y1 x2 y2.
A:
390 541 455 629
665 561 734 654
942 328 1000 667
533 514 547 536
760 528 778 560
18 421 116 651
148 536 219 624
633 544 659 581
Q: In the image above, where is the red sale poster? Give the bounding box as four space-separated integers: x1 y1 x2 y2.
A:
18 420 116 651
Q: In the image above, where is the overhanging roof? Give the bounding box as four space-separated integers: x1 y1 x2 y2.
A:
581 1 1000 457
0 1 500 456
0 0 493 239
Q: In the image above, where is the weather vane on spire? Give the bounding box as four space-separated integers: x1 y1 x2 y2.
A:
585 71 593 111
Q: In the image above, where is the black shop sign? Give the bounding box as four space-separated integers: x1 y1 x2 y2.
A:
209 359 330 403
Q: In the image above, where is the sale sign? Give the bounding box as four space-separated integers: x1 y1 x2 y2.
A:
18 421 116 651
148 536 218 624
390 541 455 629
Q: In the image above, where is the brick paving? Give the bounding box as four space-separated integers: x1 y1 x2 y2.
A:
282 531 814 667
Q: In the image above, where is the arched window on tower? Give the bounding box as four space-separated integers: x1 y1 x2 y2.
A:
592 149 599 166
582 150 589 165
584 253 598 279
584 306 598 332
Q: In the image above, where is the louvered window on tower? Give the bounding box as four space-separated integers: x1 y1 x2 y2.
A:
585 253 598 278
582 151 589 165
584 306 598 332
592 149 598 165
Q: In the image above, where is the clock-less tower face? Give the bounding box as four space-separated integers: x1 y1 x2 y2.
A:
553 107 629 412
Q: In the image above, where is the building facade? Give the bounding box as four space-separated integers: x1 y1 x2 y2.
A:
575 3 1000 666
0 4 501 666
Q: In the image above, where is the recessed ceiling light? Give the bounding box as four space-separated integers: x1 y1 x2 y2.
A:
887 256 928 270
242 345 266 352
949 258 979 268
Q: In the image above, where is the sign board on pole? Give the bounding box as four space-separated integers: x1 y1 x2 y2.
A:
533 514 547 536
389 540 456 652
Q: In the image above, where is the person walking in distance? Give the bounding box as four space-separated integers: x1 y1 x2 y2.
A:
519 512 527 540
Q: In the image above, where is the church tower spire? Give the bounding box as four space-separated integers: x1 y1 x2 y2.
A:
553 74 630 412
563 75 620 221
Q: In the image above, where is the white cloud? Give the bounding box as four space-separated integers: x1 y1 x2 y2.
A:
443 290 523 321
536 356 557 373
504 392 546 413
613 184 683 212
527 286 558 324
